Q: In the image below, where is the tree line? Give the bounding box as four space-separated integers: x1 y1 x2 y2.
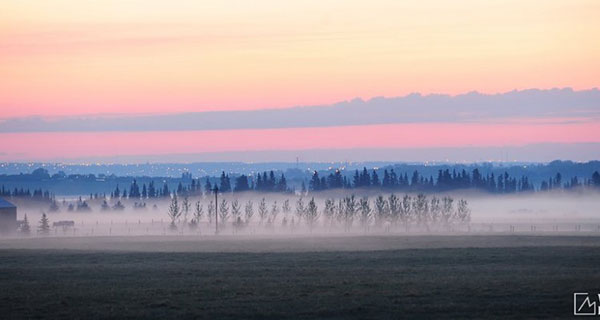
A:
308 168 600 193
165 193 471 233
107 170 292 200
112 169 600 199
3 169 600 203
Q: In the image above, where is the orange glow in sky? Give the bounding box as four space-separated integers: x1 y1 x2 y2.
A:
1 1 599 161
1 0 599 118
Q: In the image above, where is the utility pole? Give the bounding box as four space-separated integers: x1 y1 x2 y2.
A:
213 185 219 234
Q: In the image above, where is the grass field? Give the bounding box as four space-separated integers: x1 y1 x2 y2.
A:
1 235 599 319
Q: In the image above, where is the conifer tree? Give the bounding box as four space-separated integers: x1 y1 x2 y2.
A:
219 171 231 192
38 213 50 235
21 214 31 235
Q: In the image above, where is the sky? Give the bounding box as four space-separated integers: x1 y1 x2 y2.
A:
1 0 599 162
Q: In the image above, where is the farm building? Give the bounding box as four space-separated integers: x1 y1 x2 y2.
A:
0 198 17 234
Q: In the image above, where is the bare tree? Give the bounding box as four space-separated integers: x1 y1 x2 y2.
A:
374 195 388 228
359 196 372 232
388 194 400 227
282 199 291 216
413 194 429 229
181 196 191 225
441 197 454 226
455 199 471 224
167 195 182 231
336 199 345 226
244 200 254 225
305 197 319 232
400 195 412 229
231 199 242 230
270 201 280 226
207 200 215 225
323 198 336 228
281 199 291 227
189 200 204 230
429 196 441 225
295 197 306 224
258 198 268 225
342 195 357 232
219 198 229 227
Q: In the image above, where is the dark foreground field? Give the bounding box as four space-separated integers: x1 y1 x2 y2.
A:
1 236 599 319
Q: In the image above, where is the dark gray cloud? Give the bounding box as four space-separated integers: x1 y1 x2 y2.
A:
1 88 598 132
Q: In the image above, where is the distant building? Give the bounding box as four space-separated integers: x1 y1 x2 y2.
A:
0 198 17 234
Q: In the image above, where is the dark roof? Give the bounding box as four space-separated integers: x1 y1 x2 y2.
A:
0 198 16 209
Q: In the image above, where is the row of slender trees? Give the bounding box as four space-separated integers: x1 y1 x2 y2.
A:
18 193 470 236
166 193 471 232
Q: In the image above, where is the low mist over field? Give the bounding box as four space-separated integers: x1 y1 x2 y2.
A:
1 159 598 240
4 188 599 241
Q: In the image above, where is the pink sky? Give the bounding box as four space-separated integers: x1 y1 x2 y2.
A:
2 0 599 118
1 122 599 161
1 1 599 161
